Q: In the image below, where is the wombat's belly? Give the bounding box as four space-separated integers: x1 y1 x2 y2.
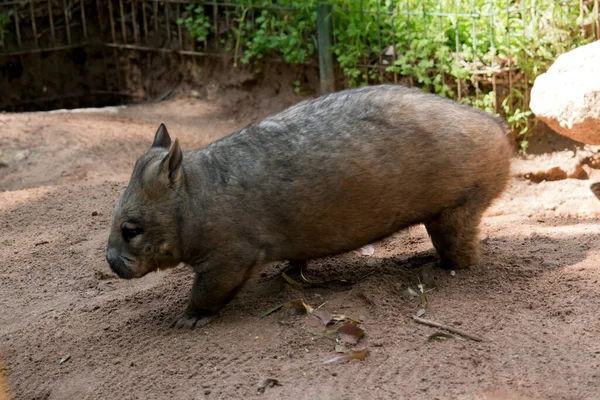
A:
274 189 451 260
262 149 488 260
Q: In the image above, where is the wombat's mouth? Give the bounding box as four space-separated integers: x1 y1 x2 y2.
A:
107 258 134 279
110 264 134 279
110 261 154 279
106 250 149 279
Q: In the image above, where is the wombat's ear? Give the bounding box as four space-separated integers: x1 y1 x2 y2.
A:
160 138 183 183
151 123 172 150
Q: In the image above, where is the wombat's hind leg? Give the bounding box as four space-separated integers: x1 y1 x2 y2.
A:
424 204 483 270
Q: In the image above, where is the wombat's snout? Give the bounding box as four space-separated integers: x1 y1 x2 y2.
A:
106 247 133 279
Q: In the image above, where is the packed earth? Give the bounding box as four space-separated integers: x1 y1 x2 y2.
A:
1 91 600 400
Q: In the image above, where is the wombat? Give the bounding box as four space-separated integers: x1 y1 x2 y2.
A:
106 85 512 328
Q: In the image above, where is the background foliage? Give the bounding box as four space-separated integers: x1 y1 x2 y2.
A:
178 0 598 151
0 12 10 49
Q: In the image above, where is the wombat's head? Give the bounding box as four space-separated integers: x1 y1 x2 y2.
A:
106 123 184 279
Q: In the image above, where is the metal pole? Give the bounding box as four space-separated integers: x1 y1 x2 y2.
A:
316 0 335 94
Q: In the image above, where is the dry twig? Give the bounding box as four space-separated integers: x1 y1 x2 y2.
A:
412 316 487 342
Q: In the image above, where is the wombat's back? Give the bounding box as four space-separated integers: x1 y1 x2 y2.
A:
198 85 511 261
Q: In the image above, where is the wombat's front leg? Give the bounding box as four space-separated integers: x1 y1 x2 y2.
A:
171 254 263 329
170 272 219 329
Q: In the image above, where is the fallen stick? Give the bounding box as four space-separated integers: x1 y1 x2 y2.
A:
412 316 487 342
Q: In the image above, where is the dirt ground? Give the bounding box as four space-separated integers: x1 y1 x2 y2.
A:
1 91 600 400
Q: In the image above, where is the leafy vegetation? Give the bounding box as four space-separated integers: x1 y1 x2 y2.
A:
179 0 596 151
0 12 9 49
177 4 212 43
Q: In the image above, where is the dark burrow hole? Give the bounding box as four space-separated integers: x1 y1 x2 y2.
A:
0 46 187 113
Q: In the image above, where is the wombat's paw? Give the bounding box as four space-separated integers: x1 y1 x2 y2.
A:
170 313 214 329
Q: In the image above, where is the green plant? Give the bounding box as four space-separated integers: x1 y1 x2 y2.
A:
0 12 9 49
330 0 384 86
182 0 594 151
503 96 533 152
227 0 317 69
177 4 212 43
463 91 497 116
294 79 302 94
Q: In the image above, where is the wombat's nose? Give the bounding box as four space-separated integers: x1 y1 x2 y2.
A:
105 247 118 265
105 247 130 279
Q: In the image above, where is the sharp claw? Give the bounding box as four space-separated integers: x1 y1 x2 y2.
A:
170 311 215 329
195 317 211 328
170 316 198 329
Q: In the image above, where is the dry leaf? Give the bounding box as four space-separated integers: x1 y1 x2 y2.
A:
324 348 367 364
282 271 331 289
338 323 365 345
260 303 285 318
282 299 314 316
329 315 361 326
335 344 349 353
299 263 311 283
427 331 463 342
281 272 308 288
313 309 333 326
417 282 428 309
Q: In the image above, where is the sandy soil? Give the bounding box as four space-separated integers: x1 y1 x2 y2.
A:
1 94 600 400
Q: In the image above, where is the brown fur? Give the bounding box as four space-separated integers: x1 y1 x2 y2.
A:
106 85 512 328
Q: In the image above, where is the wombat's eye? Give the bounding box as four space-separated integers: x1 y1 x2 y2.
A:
122 226 143 242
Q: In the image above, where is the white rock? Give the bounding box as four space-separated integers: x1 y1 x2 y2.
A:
530 40 600 145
